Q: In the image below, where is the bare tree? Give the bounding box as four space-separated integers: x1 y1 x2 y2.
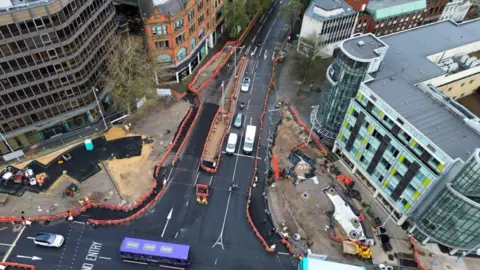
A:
290 34 326 89
224 0 250 39
104 35 157 114
280 0 304 27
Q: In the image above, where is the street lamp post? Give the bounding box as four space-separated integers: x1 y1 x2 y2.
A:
221 81 225 121
0 132 20 161
92 87 108 131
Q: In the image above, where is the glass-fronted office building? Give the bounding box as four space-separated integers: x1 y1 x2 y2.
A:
412 150 480 253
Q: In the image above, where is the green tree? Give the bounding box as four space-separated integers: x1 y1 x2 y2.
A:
104 35 156 114
280 0 304 26
224 0 250 39
290 34 326 88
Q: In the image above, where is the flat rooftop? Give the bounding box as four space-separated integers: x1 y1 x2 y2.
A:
342 34 386 60
363 19 480 160
305 0 356 21
0 0 51 11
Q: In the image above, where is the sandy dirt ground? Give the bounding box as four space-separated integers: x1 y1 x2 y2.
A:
458 93 480 117
0 99 191 217
0 171 122 217
193 52 229 89
203 115 226 161
268 106 365 263
202 66 239 161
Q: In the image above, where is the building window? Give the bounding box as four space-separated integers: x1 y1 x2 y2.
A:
372 129 383 141
189 24 196 35
188 9 195 22
156 54 173 64
197 0 204 10
152 25 167 35
154 40 169 49
177 47 187 61
388 145 399 157
198 14 204 24
176 33 186 45
199 28 205 39
190 38 196 50
174 19 184 31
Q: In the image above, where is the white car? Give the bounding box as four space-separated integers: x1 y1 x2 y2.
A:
34 232 64 248
241 77 250 92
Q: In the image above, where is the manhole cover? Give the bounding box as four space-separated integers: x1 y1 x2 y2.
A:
12 224 22 232
302 192 309 199
349 230 360 239
350 218 360 228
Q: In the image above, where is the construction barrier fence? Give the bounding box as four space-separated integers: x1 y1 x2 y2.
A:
410 235 426 270
288 106 328 157
0 262 36 270
245 56 281 253
0 101 199 225
200 57 247 173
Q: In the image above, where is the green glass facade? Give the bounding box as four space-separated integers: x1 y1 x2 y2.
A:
414 150 480 250
336 91 446 215
316 49 370 140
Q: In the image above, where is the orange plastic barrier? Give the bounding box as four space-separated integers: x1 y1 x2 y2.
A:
0 262 36 269
200 57 247 173
288 106 328 157
409 235 426 270
271 155 280 180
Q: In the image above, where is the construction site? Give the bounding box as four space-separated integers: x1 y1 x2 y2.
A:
266 102 412 268
0 99 191 217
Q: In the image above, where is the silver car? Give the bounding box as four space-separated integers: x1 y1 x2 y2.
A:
233 113 243 128
34 232 64 248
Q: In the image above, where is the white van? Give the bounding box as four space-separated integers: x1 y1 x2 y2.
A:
226 133 238 154
243 125 256 154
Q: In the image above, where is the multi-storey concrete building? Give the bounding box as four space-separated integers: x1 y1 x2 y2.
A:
315 19 480 244
138 0 224 83
440 0 472 21
0 0 117 156
297 0 358 57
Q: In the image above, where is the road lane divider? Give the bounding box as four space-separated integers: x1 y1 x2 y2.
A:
200 57 247 173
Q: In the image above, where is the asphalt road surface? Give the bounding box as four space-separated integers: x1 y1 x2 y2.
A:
3 1 297 269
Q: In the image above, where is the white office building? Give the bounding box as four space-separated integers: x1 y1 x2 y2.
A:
440 0 472 22
298 0 358 57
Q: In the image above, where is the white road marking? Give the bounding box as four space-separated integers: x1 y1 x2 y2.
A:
272 52 275 60
272 18 277 26
16 255 42 260
99 256 111 260
167 167 174 182
123 260 148 265
158 265 185 270
73 221 85 225
249 117 253 125
263 50 267 60
212 191 232 250
26 237 35 240
215 258 218 265
0 243 12 246
247 99 251 110
250 73 257 96
194 172 200 185
221 151 261 159
175 232 179 239
161 208 173 238
250 46 257 57
263 27 272 44
209 175 214 185
252 35 257 43
278 252 290 255
186 201 189 206
245 45 251 55
2 225 26 262
255 60 260 69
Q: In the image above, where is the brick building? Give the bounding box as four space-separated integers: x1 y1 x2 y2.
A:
0 0 117 155
424 0 449 24
138 0 225 83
